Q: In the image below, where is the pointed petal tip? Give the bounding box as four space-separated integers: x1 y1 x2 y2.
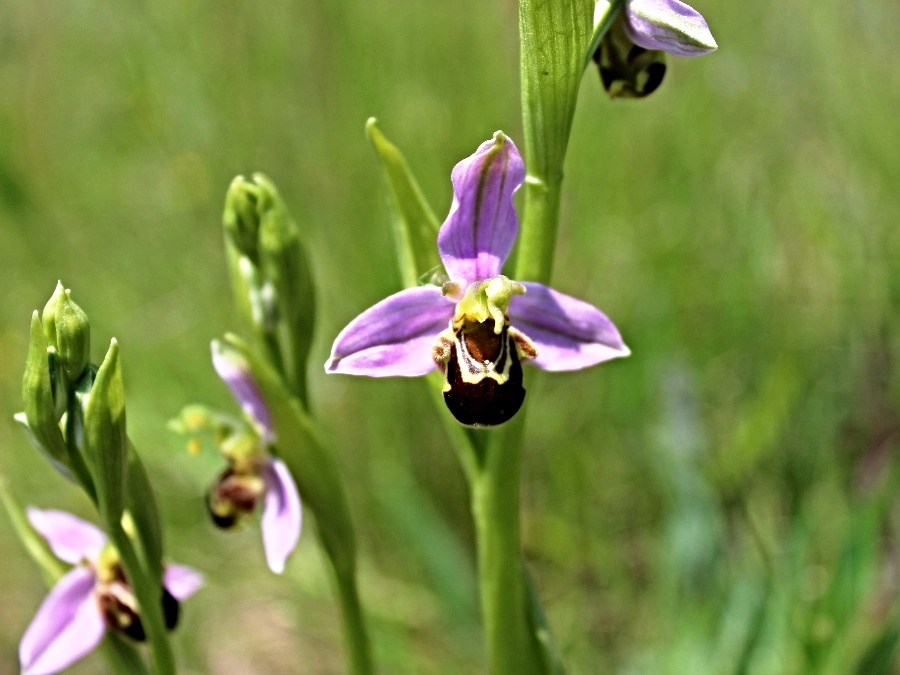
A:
511 283 631 372
327 286 451 377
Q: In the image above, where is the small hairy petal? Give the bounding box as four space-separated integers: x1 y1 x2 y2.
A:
163 564 204 601
437 132 525 285
211 340 274 441
26 508 106 565
20 567 105 675
260 458 303 574
625 0 717 56
510 283 630 371
326 285 453 377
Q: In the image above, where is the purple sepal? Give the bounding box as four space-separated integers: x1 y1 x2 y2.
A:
511 283 630 371
624 0 717 57
261 458 303 574
19 567 105 675
325 285 452 377
163 564 204 601
437 132 525 286
26 508 106 566
212 340 275 441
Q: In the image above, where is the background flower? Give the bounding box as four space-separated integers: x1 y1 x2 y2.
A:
20 508 202 675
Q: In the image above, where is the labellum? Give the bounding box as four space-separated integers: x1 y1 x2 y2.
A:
594 15 667 99
207 467 265 529
436 319 532 427
96 571 180 641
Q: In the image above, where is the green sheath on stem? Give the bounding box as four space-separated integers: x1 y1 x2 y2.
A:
222 334 373 675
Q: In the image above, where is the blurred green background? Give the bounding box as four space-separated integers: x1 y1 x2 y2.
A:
1 0 898 673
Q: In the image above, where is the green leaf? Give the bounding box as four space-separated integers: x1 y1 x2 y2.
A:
366 118 441 289
125 443 164 585
0 477 67 587
856 626 900 675
82 339 128 523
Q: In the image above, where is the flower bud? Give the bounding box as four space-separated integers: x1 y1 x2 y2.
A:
223 176 262 265
42 282 91 382
21 311 68 465
222 174 317 403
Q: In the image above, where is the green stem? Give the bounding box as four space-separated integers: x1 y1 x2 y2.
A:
107 523 176 675
232 336 373 675
103 633 152 675
324 545 373 675
470 419 545 675
584 0 625 71
517 175 563 284
516 0 588 284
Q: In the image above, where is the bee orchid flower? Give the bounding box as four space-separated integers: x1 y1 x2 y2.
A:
209 340 302 574
326 132 629 426
19 508 202 675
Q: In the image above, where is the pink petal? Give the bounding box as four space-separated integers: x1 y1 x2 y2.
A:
163 564 204 601
26 508 106 565
260 458 302 574
510 283 630 371
20 567 105 675
625 0 717 57
211 340 274 442
325 285 453 377
437 132 525 285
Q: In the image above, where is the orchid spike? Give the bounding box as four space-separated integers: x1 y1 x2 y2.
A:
326 132 629 427
19 508 202 675
209 341 303 573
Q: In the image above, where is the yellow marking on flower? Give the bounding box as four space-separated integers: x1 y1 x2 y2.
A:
453 275 525 333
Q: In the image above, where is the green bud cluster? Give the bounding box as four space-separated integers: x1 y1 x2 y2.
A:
223 174 317 405
15 284 165 585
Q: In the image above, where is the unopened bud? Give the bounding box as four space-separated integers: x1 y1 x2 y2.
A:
42 282 91 381
223 176 262 264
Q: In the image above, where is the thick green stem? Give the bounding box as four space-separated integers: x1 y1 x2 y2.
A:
517 0 594 284
471 419 545 675
517 175 564 284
